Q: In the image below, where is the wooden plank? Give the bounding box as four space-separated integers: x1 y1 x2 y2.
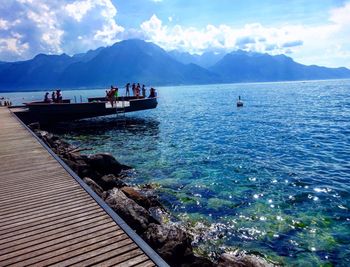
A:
0 222 117 262
3 231 126 266
0 208 105 240
0 203 97 232
47 240 137 267
0 205 99 236
134 260 156 267
90 248 145 267
0 195 94 224
0 216 112 252
0 188 84 212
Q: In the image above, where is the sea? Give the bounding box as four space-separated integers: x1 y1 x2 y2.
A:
2 79 350 266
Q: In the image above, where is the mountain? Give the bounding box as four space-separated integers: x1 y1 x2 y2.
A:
168 50 225 68
60 39 219 87
0 39 219 91
210 50 350 82
0 40 350 91
0 53 78 90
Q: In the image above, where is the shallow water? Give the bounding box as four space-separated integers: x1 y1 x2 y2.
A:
4 80 350 265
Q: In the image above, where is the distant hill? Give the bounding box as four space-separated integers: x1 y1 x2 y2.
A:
168 50 225 68
0 39 350 91
209 50 350 82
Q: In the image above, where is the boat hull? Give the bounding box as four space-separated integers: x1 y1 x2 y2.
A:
14 97 158 124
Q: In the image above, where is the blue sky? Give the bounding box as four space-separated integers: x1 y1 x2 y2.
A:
0 0 350 68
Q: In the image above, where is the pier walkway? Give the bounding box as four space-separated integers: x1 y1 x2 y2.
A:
0 107 167 266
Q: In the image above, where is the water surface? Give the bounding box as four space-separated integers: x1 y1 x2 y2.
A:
3 80 350 265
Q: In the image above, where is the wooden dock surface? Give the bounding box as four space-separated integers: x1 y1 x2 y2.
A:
0 107 166 266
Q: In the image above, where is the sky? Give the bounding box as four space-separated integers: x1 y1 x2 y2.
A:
0 0 350 68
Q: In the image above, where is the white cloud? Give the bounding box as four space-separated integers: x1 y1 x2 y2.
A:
140 3 350 68
65 1 93 22
0 0 124 61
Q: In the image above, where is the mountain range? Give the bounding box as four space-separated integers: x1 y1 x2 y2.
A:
0 39 349 91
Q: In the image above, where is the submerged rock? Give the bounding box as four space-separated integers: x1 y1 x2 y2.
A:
143 223 193 266
87 153 131 176
217 252 277 267
105 188 152 233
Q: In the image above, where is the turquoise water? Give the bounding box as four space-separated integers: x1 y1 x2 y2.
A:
4 80 350 265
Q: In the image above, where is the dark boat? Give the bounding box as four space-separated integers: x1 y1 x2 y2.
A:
14 96 158 124
237 96 243 107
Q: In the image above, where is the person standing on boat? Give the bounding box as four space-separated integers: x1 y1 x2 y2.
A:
56 90 62 103
44 92 51 103
132 83 136 96
51 91 56 103
149 87 156 98
125 83 130 97
114 86 119 105
108 86 116 107
142 84 146 97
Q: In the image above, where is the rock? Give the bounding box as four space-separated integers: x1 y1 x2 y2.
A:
121 187 152 210
87 153 131 176
83 177 106 199
143 223 194 266
217 252 277 267
181 256 214 267
63 158 91 178
105 189 151 233
28 122 40 130
99 174 126 190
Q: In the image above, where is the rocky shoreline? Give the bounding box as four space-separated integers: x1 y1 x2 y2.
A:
31 124 277 267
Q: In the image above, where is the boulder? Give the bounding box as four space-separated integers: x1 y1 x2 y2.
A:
83 177 106 199
28 122 40 130
217 252 277 267
87 153 131 176
105 189 151 233
143 223 193 266
121 187 152 210
181 256 214 267
63 158 91 178
99 174 126 190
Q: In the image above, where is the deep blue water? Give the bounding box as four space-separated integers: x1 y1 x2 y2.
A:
3 80 350 265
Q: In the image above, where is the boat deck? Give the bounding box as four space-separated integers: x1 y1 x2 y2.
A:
0 107 167 266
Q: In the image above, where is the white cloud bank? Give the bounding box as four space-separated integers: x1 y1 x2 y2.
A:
0 1 349 68
140 2 350 68
0 0 124 61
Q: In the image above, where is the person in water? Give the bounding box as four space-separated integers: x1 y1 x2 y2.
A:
44 92 51 103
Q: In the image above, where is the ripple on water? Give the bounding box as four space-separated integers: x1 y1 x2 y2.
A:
39 79 350 266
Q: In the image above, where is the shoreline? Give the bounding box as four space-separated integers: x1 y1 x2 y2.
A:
1 78 350 94
30 123 278 267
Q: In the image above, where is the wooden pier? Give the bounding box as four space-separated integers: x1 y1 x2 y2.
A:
0 107 168 266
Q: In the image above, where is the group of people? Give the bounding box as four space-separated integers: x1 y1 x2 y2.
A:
44 89 63 103
106 83 157 107
0 97 12 106
125 83 156 98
